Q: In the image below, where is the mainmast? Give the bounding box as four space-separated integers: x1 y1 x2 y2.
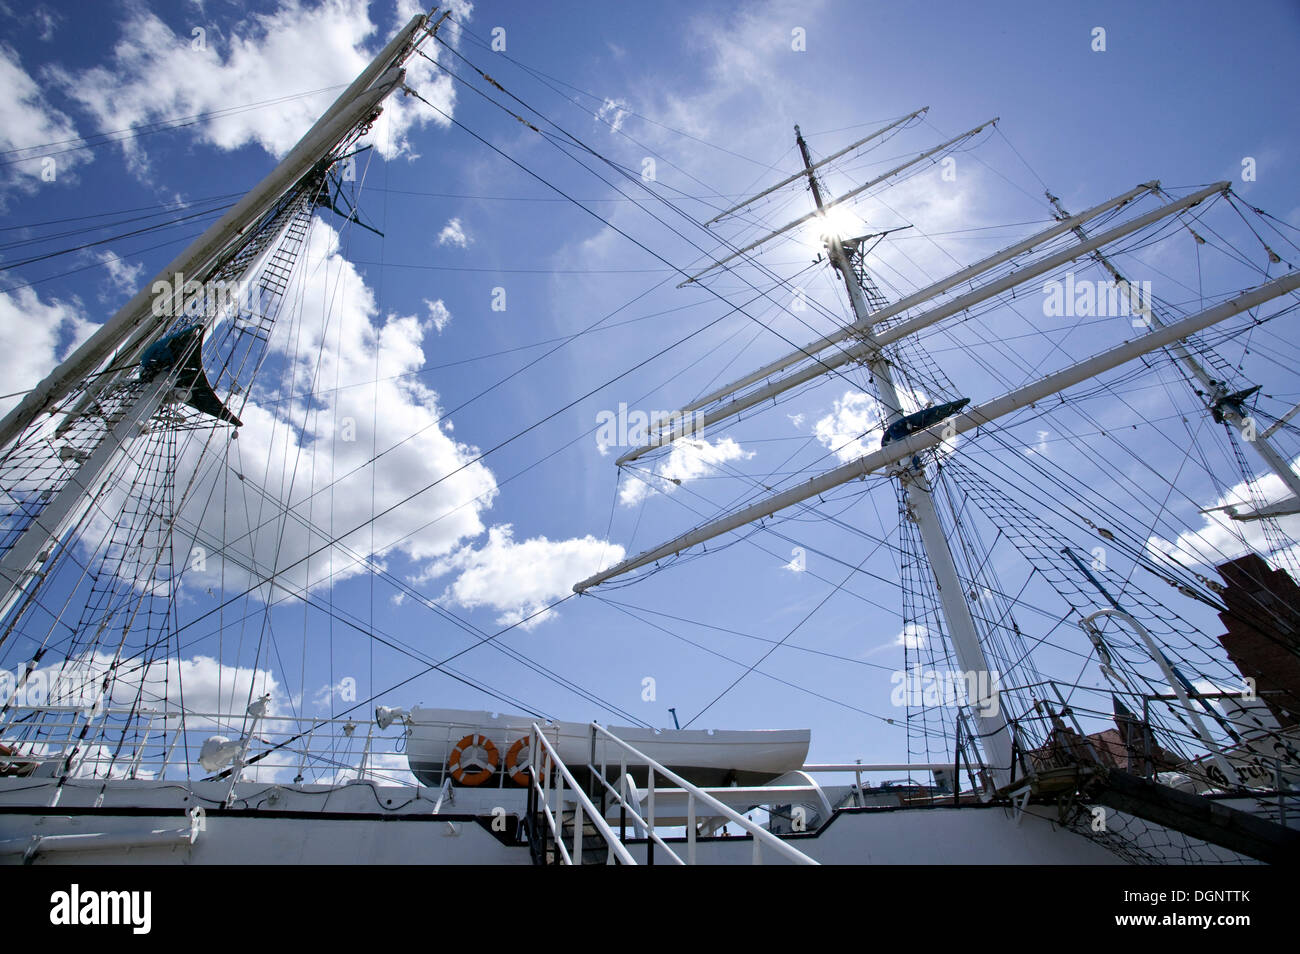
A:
575 118 1300 790
789 124 1015 787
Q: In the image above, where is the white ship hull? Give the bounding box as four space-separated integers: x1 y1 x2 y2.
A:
0 774 1271 865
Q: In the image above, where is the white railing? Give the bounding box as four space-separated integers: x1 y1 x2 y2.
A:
585 722 819 865
527 722 636 865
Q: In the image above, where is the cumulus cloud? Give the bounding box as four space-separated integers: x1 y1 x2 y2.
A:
814 390 886 463
48 0 461 178
619 436 754 507
151 218 499 600
0 42 87 197
69 216 617 648
316 750 416 786
423 524 626 629
12 648 417 784
424 298 452 333
436 217 469 248
813 388 957 464
97 249 145 302
1148 458 1300 570
4 650 300 780
9 650 283 725
0 286 96 416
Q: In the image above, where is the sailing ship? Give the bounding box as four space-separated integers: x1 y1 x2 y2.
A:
0 6 1297 865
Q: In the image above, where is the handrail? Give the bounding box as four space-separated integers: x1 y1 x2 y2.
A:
528 723 636 865
588 770 685 864
588 722 819 865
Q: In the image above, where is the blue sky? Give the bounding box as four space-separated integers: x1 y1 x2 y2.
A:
2 0 1299 778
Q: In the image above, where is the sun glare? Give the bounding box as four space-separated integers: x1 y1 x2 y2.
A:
803 205 862 249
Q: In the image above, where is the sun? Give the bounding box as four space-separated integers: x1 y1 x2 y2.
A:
803 205 862 249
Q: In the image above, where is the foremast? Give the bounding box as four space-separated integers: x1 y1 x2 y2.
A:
0 9 442 638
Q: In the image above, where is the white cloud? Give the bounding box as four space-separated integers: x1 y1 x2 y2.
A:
49 0 461 178
316 750 416 786
619 436 754 507
56 212 616 641
813 388 957 464
814 390 885 463
0 42 87 197
895 623 930 649
97 249 145 302
14 650 283 726
0 4 62 43
16 649 421 784
423 298 452 333
31 6 60 42
564 0 807 175
141 218 500 600
596 97 629 132
0 286 96 416
847 160 989 290
436 217 469 248
1024 428 1049 457
1148 458 1300 570
425 525 626 629
14 650 295 781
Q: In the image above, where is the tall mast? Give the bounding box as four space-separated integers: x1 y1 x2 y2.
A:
1046 191 1300 508
0 11 435 633
789 125 1016 787
0 15 428 452
576 120 1300 784
619 181 1217 466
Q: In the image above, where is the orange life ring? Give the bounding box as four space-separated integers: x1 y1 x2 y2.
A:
448 733 499 786
504 736 534 787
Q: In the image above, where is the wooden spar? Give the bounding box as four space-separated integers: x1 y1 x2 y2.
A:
679 118 998 286
579 270 1300 591
617 180 1224 466
703 108 929 226
660 182 1159 425
0 14 428 453
1048 190 1300 505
